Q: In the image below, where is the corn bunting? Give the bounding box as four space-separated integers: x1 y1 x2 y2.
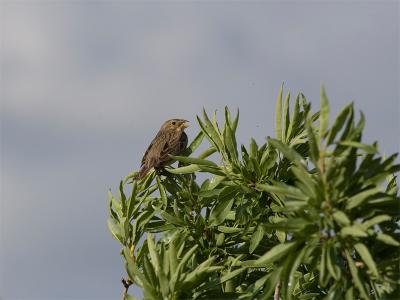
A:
135 119 189 180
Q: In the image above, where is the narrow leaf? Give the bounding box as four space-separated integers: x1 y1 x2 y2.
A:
361 215 391 230
332 210 351 226
210 198 234 226
346 188 379 210
340 225 368 238
249 224 265 254
326 103 353 145
256 182 308 201
241 242 298 267
320 85 330 140
166 164 201 174
156 177 168 207
275 84 283 141
354 243 378 277
171 155 218 167
339 141 378 154
282 92 290 142
376 233 400 246
345 250 369 299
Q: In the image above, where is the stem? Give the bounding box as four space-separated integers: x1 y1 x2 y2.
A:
121 277 133 300
274 281 281 300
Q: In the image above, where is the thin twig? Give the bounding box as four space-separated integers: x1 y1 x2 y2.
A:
121 277 133 300
274 281 281 300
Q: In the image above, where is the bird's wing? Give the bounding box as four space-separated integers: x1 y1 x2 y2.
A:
159 131 188 162
141 131 165 166
141 131 187 169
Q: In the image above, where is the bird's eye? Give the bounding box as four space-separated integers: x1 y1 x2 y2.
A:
171 121 176 125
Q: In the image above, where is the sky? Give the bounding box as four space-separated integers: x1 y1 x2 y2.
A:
0 1 399 299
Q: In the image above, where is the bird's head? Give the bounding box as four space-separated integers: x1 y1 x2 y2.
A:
161 119 189 132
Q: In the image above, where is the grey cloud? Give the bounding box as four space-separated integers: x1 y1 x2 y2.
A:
1 1 398 299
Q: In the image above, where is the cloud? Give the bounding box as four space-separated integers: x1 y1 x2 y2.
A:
1 1 398 298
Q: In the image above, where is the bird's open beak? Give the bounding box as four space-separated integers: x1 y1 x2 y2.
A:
180 120 189 129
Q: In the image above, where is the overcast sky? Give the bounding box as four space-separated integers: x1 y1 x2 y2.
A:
1 1 399 299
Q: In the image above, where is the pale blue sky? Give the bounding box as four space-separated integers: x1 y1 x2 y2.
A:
1 1 399 299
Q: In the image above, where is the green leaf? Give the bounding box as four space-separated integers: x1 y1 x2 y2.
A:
326 103 353 145
276 230 286 243
107 218 123 243
249 138 258 159
156 177 168 207
346 188 379 210
197 110 224 151
345 287 354 300
223 125 238 162
108 191 120 220
345 249 369 299
282 91 290 142
217 226 242 233
219 267 247 284
319 242 329 287
286 94 300 141
249 224 265 254
123 248 147 289
259 268 282 299
224 106 239 161
170 245 198 290
241 241 298 267
354 243 378 277
208 175 226 190
326 242 341 280
127 181 138 220
268 138 305 167
197 146 217 159
320 85 330 140
260 146 277 173
376 233 400 246
210 197 235 226
339 141 378 154
361 214 391 230
168 240 178 276
340 225 368 238
332 210 351 226
171 155 218 167
286 243 309 299
166 164 201 174
232 108 239 133
119 180 127 216
186 131 205 154
216 233 225 246
198 165 225 176
181 257 223 290
143 255 157 286
275 84 283 141
147 234 161 275
124 171 138 185
160 211 185 226
256 182 308 201
306 117 319 164
290 165 317 199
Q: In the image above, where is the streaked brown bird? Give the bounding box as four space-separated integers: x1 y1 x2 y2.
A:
135 119 189 180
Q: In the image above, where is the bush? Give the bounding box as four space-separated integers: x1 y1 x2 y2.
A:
108 86 399 300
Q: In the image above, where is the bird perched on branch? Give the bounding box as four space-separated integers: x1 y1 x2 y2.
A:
135 119 189 180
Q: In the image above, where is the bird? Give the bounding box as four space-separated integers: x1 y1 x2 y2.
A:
135 119 189 180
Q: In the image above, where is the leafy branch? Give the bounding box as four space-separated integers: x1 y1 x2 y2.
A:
108 86 399 299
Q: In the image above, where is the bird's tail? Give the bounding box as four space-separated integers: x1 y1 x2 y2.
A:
135 165 151 180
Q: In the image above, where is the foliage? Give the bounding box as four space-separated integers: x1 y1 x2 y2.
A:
108 86 400 300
